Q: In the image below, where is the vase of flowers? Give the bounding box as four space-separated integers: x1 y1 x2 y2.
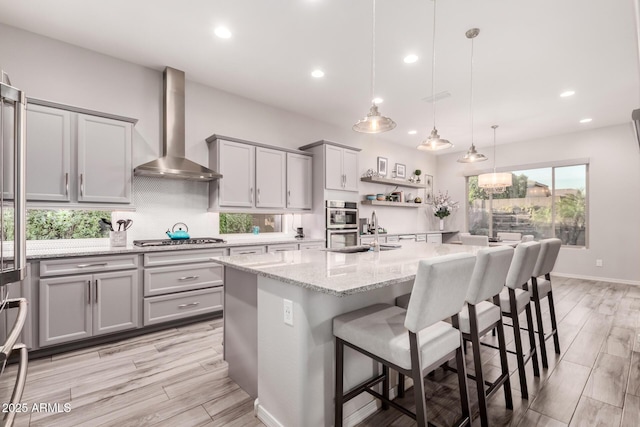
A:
433 191 458 231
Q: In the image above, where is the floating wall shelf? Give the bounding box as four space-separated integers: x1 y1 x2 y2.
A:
360 176 426 189
361 200 422 208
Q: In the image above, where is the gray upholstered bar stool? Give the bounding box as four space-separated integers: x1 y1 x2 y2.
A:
492 241 541 400
521 235 534 242
333 253 476 427
529 238 562 368
396 246 515 427
497 232 522 241
460 235 489 246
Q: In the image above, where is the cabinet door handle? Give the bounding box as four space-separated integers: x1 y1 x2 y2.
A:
237 251 256 255
77 262 108 268
95 279 98 303
178 302 200 309
257 188 261 203
80 173 84 196
65 173 69 196
287 189 291 205
178 275 199 281
87 280 91 304
250 187 254 203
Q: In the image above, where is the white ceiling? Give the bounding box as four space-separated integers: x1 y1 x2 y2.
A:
1 0 639 153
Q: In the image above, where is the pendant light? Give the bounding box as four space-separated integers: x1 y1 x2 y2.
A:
353 0 396 133
478 125 512 193
417 0 452 151
458 28 487 163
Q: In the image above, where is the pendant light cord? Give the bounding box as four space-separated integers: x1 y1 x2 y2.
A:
371 0 376 104
431 0 437 127
492 125 498 173
470 35 475 148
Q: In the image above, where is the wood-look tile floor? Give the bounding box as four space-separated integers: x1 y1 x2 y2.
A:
357 277 640 427
0 319 265 427
0 276 638 426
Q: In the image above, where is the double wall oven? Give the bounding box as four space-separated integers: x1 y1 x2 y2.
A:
326 200 359 248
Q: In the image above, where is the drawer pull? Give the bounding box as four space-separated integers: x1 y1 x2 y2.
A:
178 275 199 281
178 302 200 309
77 262 108 268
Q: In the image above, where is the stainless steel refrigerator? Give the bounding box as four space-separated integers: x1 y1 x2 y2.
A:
0 69 28 427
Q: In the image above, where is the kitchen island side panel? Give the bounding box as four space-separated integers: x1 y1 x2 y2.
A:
223 268 258 398
256 275 413 427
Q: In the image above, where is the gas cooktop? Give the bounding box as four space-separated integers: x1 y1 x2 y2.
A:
133 238 226 247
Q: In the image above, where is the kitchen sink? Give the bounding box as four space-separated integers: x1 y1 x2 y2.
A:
326 244 401 253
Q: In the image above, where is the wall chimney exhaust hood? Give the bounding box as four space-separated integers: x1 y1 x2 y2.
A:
134 67 222 181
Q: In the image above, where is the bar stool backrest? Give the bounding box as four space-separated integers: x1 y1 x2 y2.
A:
460 235 489 246
532 238 562 278
497 232 522 241
466 246 514 305
404 253 476 333
505 241 541 290
521 235 534 242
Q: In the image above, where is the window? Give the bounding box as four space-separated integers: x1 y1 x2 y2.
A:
466 164 587 246
1 209 111 240
219 213 282 234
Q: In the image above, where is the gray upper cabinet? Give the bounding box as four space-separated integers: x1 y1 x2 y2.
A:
26 104 71 201
287 153 312 209
255 147 286 209
324 144 359 192
77 114 132 203
208 135 312 212
218 139 255 208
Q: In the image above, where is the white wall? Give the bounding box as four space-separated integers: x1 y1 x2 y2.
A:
436 123 640 283
0 23 437 239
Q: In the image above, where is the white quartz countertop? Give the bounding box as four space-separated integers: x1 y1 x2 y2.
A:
213 241 482 297
17 237 325 260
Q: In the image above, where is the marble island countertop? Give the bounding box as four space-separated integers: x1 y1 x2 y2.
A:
213 241 482 297
10 236 325 260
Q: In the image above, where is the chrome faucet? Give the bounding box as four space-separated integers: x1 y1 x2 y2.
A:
371 210 380 252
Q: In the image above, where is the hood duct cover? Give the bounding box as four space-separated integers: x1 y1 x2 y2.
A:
633 109 640 149
134 67 222 181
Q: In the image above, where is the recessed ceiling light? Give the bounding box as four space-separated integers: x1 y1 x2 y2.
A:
311 69 324 78
372 97 383 104
560 90 575 97
579 118 592 123
404 54 418 64
408 130 417 135
214 26 232 39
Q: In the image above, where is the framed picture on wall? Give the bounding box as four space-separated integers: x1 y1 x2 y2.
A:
395 163 406 179
425 174 433 204
377 157 388 177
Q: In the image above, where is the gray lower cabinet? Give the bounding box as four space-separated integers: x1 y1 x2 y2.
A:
39 270 139 347
142 249 226 326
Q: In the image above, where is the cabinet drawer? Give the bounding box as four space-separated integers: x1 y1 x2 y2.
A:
143 288 223 326
40 254 138 277
386 235 400 243
143 248 228 267
299 242 324 250
266 243 298 253
427 234 443 244
144 263 224 297
416 234 427 242
229 246 266 256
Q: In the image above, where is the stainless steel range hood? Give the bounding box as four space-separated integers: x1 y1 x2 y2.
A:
134 67 222 181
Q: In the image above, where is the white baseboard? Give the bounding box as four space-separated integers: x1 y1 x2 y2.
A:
553 272 640 286
255 399 284 427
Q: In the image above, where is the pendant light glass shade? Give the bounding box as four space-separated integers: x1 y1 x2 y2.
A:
457 28 486 163
353 104 396 133
418 0 452 151
353 0 395 134
478 125 512 194
417 128 452 151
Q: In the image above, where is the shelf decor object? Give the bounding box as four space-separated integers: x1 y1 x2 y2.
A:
353 0 396 133
377 156 388 177
417 0 452 151
395 163 406 178
458 28 487 163
478 125 512 194
425 174 434 204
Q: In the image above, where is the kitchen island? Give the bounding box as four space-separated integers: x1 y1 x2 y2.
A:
213 241 482 427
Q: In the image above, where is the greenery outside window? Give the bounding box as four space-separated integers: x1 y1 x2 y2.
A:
219 213 282 234
466 164 587 246
1 209 111 241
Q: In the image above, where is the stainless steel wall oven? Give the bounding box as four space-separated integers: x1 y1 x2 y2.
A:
326 200 358 248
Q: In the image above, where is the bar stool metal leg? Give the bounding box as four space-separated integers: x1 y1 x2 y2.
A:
335 337 344 427
409 332 428 427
